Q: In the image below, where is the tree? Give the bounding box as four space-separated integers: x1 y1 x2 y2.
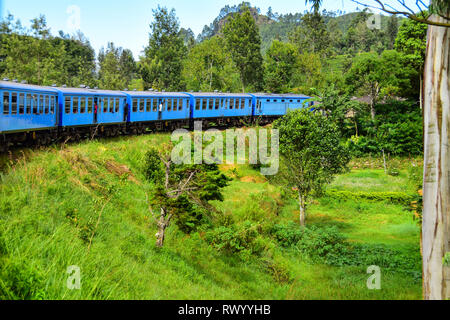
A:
345 50 416 120
98 42 138 90
144 147 230 248
273 109 350 226
182 36 240 92
386 15 399 49
0 15 66 85
141 6 187 91
395 16 428 108
289 12 331 57
222 7 264 92
264 40 299 93
308 0 450 301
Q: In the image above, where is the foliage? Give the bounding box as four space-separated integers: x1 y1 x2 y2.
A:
264 40 299 93
144 147 231 235
222 6 264 92
325 189 415 206
98 42 138 90
289 12 331 57
273 109 350 224
141 6 187 91
182 36 241 92
0 14 96 87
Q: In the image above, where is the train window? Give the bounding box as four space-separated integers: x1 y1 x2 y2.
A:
229 99 234 110
65 97 71 114
50 96 55 114
73 97 79 114
266 99 270 102
115 98 120 113
103 98 108 113
45 95 50 114
87 98 92 113
24 94 30 114
139 99 145 112
173 99 178 111
38 95 44 114
290 100 293 103
132 99 137 112
79 98 85 114
208 99 213 110
216 100 220 110
3 92 9 114
195 99 200 110
144 99 150 112
10 92 17 115
274 100 278 102
167 99 172 111
151 99 157 112
19 93 25 114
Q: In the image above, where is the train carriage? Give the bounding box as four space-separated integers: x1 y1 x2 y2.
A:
54 86 127 128
251 93 311 121
124 91 191 125
0 80 58 134
186 92 253 125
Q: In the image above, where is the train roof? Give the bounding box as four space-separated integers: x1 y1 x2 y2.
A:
50 86 127 97
0 80 58 94
252 93 311 99
185 92 252 98
123 91 190 98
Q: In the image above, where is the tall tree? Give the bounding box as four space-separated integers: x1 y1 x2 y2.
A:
345 50 416 120
386 15 399 49
182 36 240 92
289 12 331 57
264 40 299 93
395 16 428 108
141 6 187 91
222 7 264 92
98 42 137 90
273 109 350 226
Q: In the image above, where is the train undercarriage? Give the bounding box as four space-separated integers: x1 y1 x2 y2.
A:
0 115 280 153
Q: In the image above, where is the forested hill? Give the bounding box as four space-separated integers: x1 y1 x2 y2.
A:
195 2 403 53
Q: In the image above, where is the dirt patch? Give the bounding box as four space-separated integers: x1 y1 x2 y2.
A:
240 175 266 183
105 160 140 185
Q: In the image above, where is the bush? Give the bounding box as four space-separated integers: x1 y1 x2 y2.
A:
205 221 265 256
325 189 415 206
271 222 304 247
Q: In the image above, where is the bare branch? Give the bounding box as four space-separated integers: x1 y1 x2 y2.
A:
350 0 450 28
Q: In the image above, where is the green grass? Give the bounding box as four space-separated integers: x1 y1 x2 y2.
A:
0 134 423 300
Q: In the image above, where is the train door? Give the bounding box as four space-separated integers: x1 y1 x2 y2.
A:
158 99 163 121
123 99 128 122
93 97 99 123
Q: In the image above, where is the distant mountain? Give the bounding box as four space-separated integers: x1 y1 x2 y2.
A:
196 2 403 54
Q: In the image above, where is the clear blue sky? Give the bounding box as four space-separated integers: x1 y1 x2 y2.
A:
1 0 421 59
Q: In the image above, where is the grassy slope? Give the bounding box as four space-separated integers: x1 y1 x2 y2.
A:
0 134 422 300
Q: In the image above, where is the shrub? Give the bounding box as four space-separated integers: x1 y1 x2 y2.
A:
325 189 415 206
271 222 304 247
205 221 263 256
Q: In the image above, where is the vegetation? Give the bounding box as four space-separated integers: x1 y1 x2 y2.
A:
273 110 350 226
0 135 422 300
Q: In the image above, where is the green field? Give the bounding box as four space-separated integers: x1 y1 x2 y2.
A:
0 134 422 300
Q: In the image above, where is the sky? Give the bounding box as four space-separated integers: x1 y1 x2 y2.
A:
1 0 423 60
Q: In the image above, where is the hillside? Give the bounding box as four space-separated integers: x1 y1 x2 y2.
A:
197 3 402 53
0 134 422 299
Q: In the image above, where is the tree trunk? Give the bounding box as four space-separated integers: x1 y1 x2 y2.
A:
298 191 306 226
156 208 172 248
422 13 450 300
370 97 376 121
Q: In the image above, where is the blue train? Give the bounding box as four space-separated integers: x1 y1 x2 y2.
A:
0 79 311 151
